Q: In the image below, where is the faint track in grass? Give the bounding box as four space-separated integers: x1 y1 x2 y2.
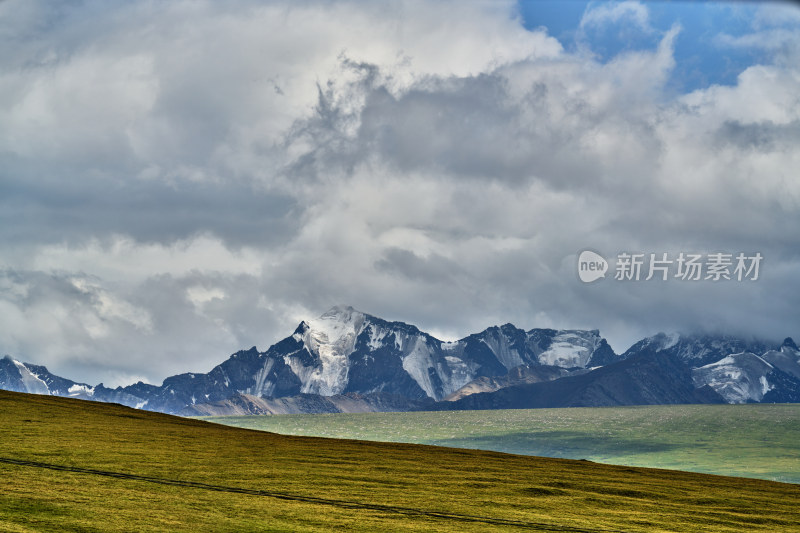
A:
0 456 624 532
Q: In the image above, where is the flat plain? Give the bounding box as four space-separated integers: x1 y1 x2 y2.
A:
3 390 800 532
205 403 800 484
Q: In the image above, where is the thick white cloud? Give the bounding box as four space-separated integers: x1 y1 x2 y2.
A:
0 0 798 385
0 0 562 184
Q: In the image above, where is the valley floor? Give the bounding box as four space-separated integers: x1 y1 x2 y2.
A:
205 403 800 484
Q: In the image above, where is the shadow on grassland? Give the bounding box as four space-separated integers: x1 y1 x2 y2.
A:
425 431 680 459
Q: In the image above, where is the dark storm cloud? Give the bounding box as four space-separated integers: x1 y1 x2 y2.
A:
358 77 528 181
291 60 664 193
715 120 800 151
0 160 300 247
375 247 465 284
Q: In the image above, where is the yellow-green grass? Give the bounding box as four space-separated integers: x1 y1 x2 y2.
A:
2 390 799 532
204 404 800 484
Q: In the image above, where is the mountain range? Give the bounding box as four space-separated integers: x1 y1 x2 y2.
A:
2 305 799 415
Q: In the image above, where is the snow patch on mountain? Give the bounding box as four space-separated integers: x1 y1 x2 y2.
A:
367 327 389 350
296 305 366 395
537 331 600 368
401 336 438 398
12 359 50 395
480 336 524 370
759 376 773 396
692 352 775 403
67 383 95 396
761 339 800 380
250 357 276 397
439 355 479 397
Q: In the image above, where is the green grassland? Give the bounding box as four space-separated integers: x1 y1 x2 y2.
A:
205 404 800 484
2 391 800 532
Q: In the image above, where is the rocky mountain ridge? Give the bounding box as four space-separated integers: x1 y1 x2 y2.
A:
3 306 799 414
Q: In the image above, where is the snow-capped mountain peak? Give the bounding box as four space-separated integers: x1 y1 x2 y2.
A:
782 337 799 352
759 338 800 383
290 306 368 396
623 332 771 367
6 356 50 395
0 355 97 399
303 306 367 353
692 352 775 403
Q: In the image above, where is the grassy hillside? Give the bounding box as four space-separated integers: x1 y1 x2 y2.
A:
2 391 800 532
205 404 800 484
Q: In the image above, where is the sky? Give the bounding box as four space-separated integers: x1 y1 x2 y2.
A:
1 0 799 387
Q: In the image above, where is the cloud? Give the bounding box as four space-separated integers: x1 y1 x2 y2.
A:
25 236 265 281
713 2 800 67
288 26 680 192
0 0 798 384
580 1 652 33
